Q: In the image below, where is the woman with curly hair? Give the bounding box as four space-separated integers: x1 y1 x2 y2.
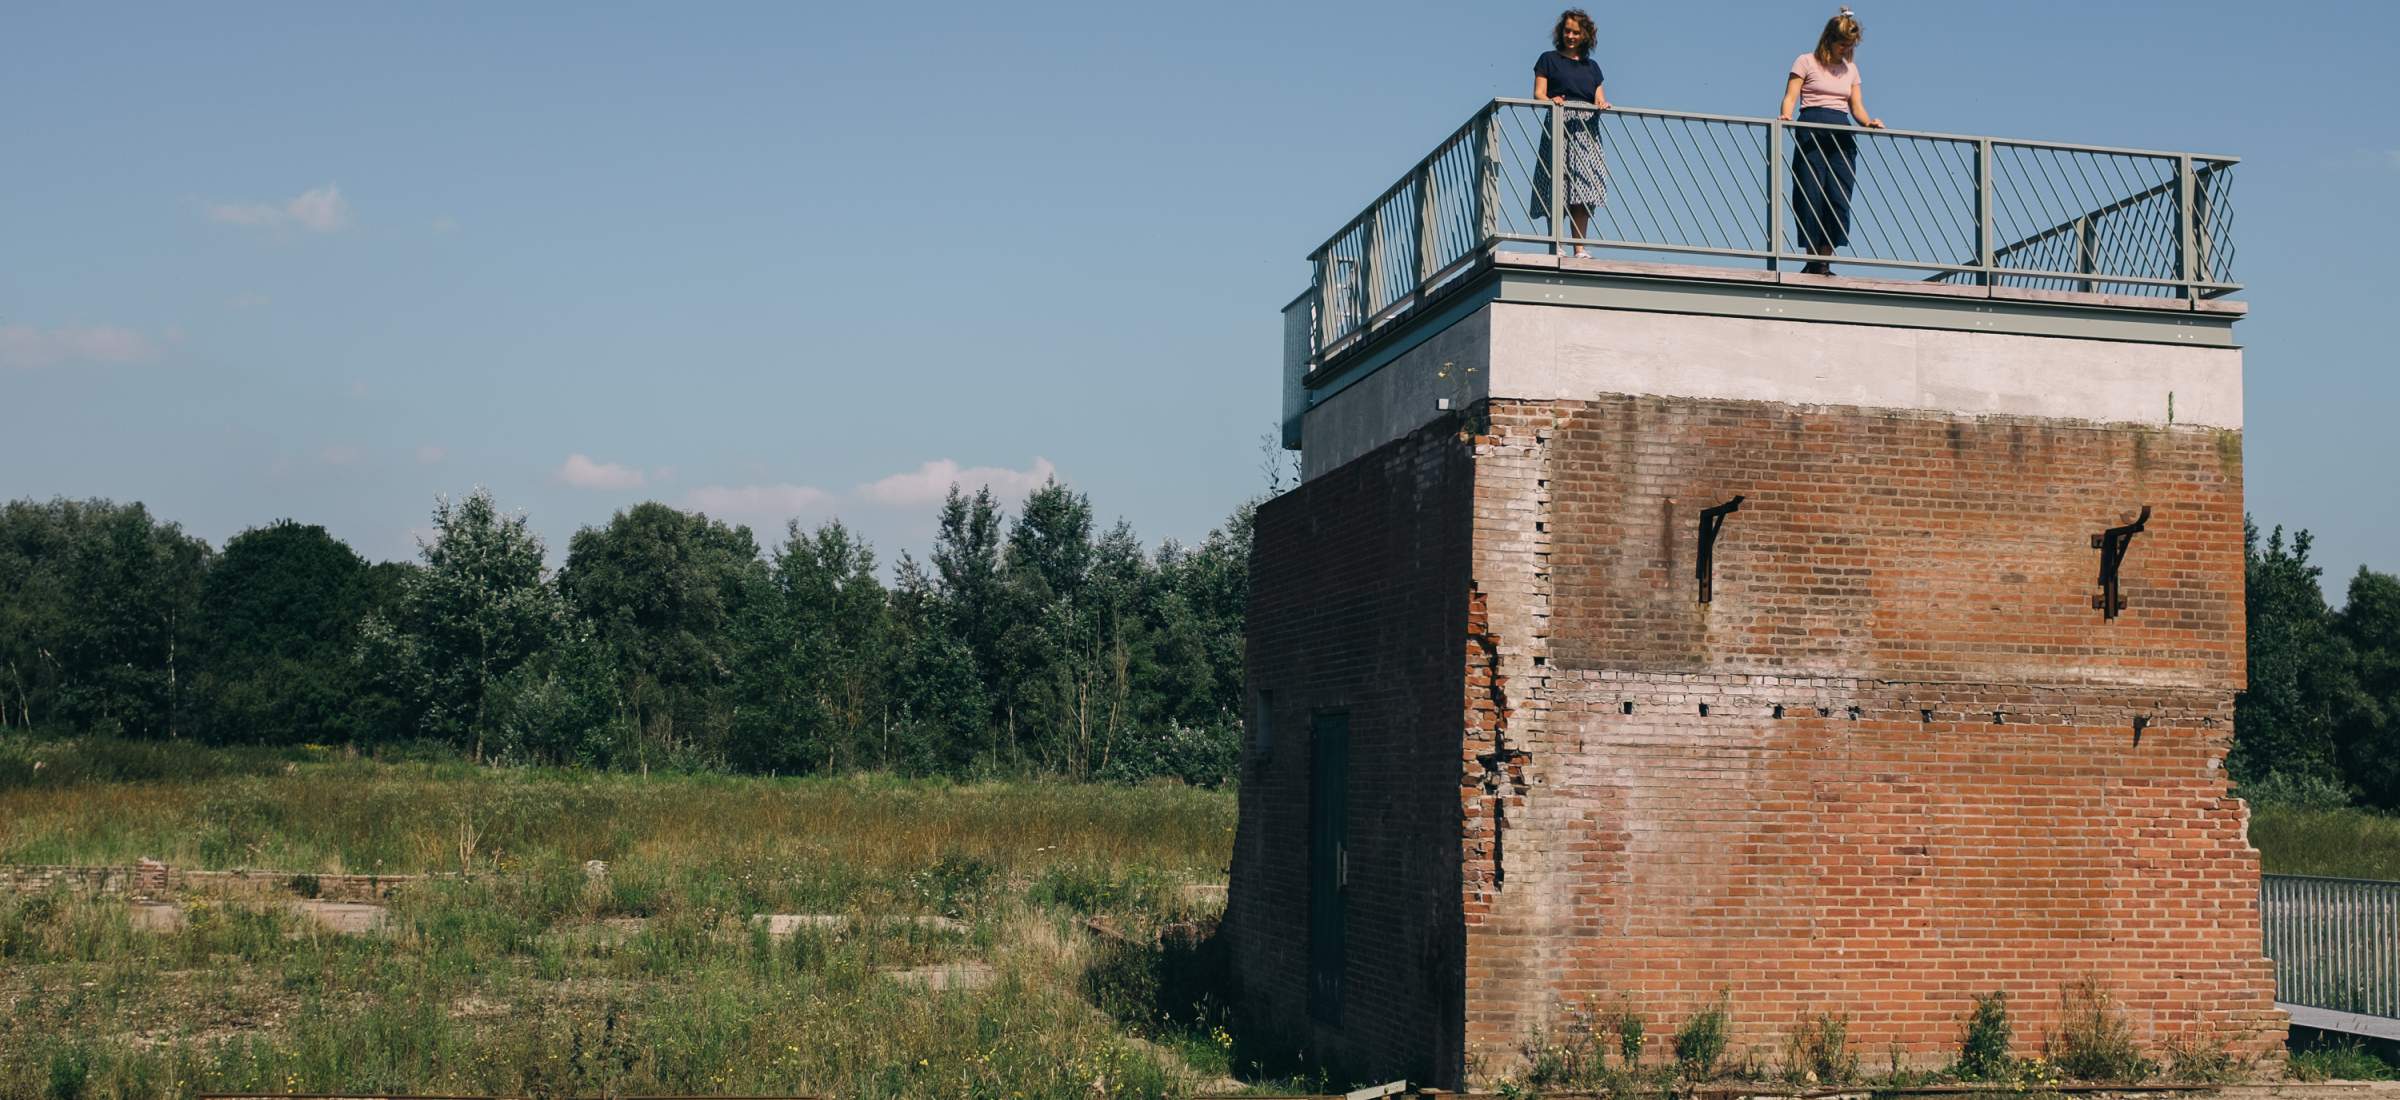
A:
1779 7 1885 275
1531 8 1609 257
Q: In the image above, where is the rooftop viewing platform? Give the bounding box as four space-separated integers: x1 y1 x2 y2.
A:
1284 99 2240 397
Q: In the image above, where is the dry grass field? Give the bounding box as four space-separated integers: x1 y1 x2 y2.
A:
0 739 1251 1099
15 740 2400 1098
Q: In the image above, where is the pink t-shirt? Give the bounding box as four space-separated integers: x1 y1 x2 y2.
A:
1791 52 1860 112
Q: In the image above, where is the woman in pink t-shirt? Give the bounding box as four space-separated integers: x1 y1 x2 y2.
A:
1778 8 1885 275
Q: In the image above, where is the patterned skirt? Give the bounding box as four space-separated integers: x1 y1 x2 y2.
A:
1530 115 1608 222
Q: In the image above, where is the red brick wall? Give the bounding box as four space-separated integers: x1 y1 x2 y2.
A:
1232 416 1478 1087
1461 396 2281 1075
1537 395 2245 689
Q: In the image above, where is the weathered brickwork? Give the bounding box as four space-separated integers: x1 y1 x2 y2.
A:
1232 417 1476 1084
1461 396 2280 1076
1532 395 2246 688
1237 386 2282 1090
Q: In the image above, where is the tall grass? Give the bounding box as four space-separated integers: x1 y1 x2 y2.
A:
0 738 1238 1098
2250 804 2400 880
0 738 1231 879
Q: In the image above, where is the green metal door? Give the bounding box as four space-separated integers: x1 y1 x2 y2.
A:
1309 711 1348 1024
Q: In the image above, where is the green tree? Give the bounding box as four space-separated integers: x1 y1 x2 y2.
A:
2335 567 2400 808
931 485 1006 705
0 498 209 738
730 520 889 774
1105 499 1251 787
0 500 74 731
999 480 1099 773
359 490 567 760
1152 500 1252 729
557 502 763 760
191 520 379 745
2232 520 2358 794
491 617 624 766
885 552 989 776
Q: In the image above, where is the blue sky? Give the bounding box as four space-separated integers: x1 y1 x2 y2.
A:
4 1 2394 592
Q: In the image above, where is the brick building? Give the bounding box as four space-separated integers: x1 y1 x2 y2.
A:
1227 104 2281 1089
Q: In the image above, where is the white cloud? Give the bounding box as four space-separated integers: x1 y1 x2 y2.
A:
684 483 832 518
0 325 157 370
416 445 447 465
855 457 1057 507
206 184 350 232
555 453 647 490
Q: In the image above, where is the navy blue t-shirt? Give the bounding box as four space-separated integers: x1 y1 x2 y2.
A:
1534 49 1604 104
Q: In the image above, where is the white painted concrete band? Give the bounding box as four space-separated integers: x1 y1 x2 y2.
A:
1302 302 2243 482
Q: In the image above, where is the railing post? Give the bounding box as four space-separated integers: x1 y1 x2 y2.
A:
1474 107 1497 248
1416 162 1439 287
2073 214 2095 294
2176 153 2197 299
1548 100 1566 255
1766 119 1784 272
2193 163 2216 293
1976 139 1995 287
1361 215 1384 323
1308 255 1328 361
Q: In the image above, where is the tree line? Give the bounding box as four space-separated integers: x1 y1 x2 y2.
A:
0 481 1250 784
2233 520 2400 810
6 487 2399 806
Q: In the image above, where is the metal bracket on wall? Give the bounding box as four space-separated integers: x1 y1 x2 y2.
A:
2091 505 2151 619
1696 495 1745 603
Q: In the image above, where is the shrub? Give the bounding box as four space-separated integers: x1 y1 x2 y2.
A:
1957 990 2015 1079
2238 770 2355 811
2162 1035 2246 1084
1784 1010 1858 1085
1520 1025 1592 1090
1614 1007 1647 1068
1096 723 1240 788
908 851 999 918
2290 1041 2397 1082
1027 862 1176 916
2046 976 2154 1082
45 1046 90 1100
0 737 303 791
1673 1001 1730 1080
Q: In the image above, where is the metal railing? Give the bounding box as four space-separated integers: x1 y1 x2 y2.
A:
2262 873 2400 1018
1306 99 2239 362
